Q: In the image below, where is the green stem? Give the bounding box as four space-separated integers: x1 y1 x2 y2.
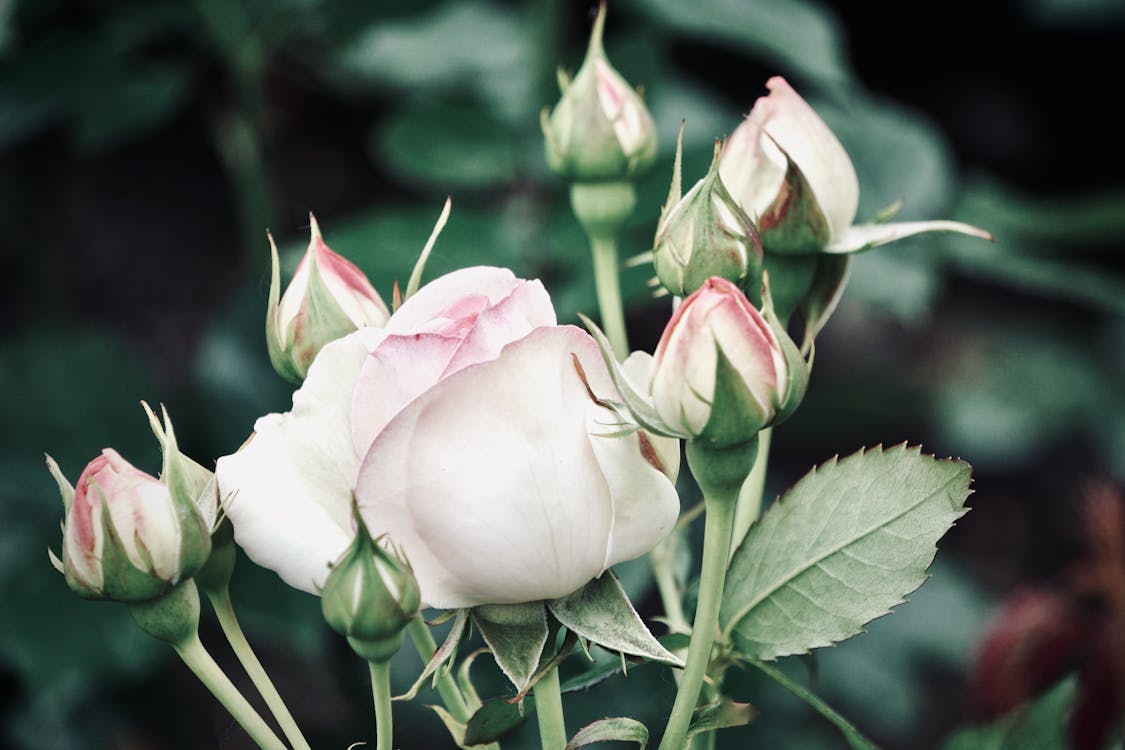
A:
650 502 705 638
749 659 880 750
532 665 568 750
591 233 629 359
174 633 288 750
658 493 738 750
207 587 312 750
406 615 472 720
730 427 772 561
368 660 394 750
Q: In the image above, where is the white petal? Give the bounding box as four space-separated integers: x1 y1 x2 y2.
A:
825 220 994 254
386 266 523 333
216 332 369 594
585 401 679 567
355 327 615 609
720 114 787 218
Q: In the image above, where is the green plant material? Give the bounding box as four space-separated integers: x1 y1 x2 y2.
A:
462 696 532 746
749 659 878 750
397 609 470 702
721 444 972 660
429 704 471 750
634 0 852 87
334 1 536 123
565 717 649 749
375 97 520 189
939 678 1074 750
473 602 549 693
547 573 683 666
685 698 757 741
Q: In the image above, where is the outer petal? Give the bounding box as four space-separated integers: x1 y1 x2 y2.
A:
385 267 525 333
585 400 679 567
216 332 369 594
719 114 787 219
355 327 615 609
825 220 994 254
754 77 859 241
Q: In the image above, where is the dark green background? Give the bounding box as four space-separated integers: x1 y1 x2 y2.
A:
1 0 1122 747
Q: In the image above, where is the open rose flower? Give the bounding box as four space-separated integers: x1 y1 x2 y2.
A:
719 76 991 254
216 267 680 609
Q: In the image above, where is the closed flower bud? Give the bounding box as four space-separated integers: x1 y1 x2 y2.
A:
541 3 657 182
653 137 762 297
48 442 212 603
651 277 807 448
321 509 420 664
267 215 390 384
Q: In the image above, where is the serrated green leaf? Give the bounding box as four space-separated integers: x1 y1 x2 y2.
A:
686 698 757 740
547 573 683 667
721 444 972 660
462 696 531 746
472 602 548 693
565 717 649 749
939 677 1074 750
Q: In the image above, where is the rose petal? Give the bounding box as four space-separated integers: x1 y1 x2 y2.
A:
386 267 524 333
355 327 616 608
825 220 994 254
720 114 787 219
753 77 859 241
585 401 679 567
216 332 369 594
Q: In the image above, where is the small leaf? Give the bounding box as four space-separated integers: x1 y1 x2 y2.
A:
396 609 469 701
686 698 757 740
548 573 683 666
462 696 532 746
428 704 471 750
721 444 972 660
473 602 549 693
565 717 650 749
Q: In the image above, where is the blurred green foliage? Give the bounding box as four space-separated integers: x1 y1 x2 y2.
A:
1 0 1122 748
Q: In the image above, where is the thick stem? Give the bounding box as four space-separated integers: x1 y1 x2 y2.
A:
658 493 737 750
406 615 473 719
532 664 568 750
730 426 772 561
591 233 629 359
174 633 288 750
207 587 312 750
368 660 394 750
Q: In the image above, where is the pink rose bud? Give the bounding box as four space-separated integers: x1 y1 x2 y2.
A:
542 3 657 181
267 215 390 384
48 447 212 603
651 277 807 447
720 76 992 255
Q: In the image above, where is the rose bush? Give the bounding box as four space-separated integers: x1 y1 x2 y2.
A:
217 266 680 609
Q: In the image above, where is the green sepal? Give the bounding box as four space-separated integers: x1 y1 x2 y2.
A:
428 705 472 750
195 517 236 595
759 276 810 426
298 227 362 370
744 252 819 322
396 609 471 702
685 698 757 741
547 573 683 666
265 232 304 384
565 717 649 749
472 602 549 694
405 198 452 299
685 437 760 502
142 403 212 580
95 484 174 602
699 341 771 448
347 631 406 664
45 454 75 514
757 138 832 255
799 254 851 353
578 314 687 440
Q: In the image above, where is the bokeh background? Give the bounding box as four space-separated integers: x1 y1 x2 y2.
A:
2 0 1123 748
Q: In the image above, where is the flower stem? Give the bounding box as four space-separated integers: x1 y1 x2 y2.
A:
657 491 737 750
532 664 568 750
174 633 288 750
406 615 473 719
368 660 394 750
207 586 312 750
591 233 629 359
730 427 772 561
